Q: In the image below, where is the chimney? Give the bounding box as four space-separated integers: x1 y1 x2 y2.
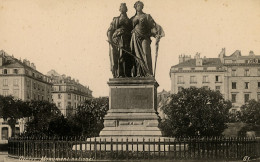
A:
31 63 36 70
179 54 184 63
249 51 255 56
179 54 191 63
218 48 226 63
195 53 202 66
23 59 30 66
0 52 6 66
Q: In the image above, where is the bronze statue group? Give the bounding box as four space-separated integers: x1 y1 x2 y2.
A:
107 1 164 78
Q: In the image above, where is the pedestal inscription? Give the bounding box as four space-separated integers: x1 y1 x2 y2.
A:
111 88 153 109
99 78 162 137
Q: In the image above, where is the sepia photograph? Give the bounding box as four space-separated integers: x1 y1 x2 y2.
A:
0 0 260 161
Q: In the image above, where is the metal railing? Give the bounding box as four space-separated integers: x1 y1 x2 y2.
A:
8 136 260 161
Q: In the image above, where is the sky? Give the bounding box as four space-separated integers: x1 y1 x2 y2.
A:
1 0 260 97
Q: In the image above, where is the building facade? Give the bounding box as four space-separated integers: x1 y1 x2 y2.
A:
47 70 93 117
170 49 260 112
0 50 52 142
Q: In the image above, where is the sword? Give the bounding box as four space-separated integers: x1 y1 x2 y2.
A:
107 40 140 60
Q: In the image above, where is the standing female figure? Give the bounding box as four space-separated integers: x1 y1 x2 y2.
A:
131 1 163 77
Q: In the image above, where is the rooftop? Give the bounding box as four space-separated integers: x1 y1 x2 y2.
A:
172 58 222 68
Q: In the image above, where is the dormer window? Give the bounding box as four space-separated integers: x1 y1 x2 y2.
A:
13 69 18 74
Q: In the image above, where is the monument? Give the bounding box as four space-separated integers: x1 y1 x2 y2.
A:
100 1 165 137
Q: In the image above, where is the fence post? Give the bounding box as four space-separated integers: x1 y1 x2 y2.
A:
148 138 150 160
126 138 128 160
99 138 101 159
137 138 139 159
143 138 145 159
109 138 112 159
158 137 161 159
94 137 97 160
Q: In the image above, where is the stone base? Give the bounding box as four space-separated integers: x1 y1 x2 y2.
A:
99 78 162 137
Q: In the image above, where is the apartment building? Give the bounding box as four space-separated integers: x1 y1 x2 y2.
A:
170 49 260 112
47 70 92 116
0 50 52 141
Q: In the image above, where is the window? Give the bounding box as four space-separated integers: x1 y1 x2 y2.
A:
258 82 260 89
244 94 250 103
68 93 71 100
13 90 19 98
74 95 76 100
58 94 62 99
3 90 8 96
3 69 7 74
3 79 8 86
190 76 196 83
13 69 18 74
244 69 250 76
231 69 236 76
203 76 209 83
177 76 184 84
231 94 236 103
258 69 260 76
27 79 30 87
245 82 249 89
32 73 35 77
258 93 260 102
13 79 19 86
216 86 221 91
215 75 221 82
33 82 36 89
57 102 61 107
232 82 236 89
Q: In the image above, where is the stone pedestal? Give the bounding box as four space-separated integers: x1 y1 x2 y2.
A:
99 77 162 137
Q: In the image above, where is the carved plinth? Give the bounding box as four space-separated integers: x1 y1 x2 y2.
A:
99 77 162 137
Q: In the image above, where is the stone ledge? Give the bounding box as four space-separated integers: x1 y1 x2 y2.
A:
108 77 159 87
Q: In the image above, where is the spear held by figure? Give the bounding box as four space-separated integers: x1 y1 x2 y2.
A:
153 24 165 77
